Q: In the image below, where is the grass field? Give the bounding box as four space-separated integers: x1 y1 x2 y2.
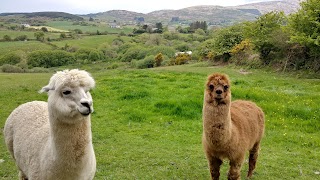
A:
0 30 63 40
0 65 319 179
50 34 130 49
0 41 54 55
46 21 134 34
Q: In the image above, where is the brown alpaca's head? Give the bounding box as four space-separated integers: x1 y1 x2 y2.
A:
205 73 231 106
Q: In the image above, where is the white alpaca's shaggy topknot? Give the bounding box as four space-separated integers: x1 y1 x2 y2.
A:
4 69 96 180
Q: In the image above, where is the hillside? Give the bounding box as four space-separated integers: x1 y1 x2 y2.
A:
0 12 84 21
87 0 301 25
235 0 301 15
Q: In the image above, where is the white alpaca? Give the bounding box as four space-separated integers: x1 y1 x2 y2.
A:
4 69 96 180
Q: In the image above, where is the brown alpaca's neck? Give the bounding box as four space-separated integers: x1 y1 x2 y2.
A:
203 103 232 145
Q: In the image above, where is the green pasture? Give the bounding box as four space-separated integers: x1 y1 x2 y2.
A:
0 30 62 40
46 21 134 34
0 41 53 55
50 34 130 49
0 65 319 179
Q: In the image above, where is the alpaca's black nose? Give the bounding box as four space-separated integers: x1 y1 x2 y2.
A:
81 102 90 109
216 90 222 94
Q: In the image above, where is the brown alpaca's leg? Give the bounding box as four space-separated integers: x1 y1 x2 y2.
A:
208 157 223 180
228 160 243 180
247 142 260 178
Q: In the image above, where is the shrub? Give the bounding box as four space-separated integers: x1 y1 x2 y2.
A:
1 64 25 73
60 33 67 39
41 27 48 32
154 53 163 67
27 50 75 68
121 46 148 62
75 48 92 60
14 35 28 41
175 54 191 65
149 46 176 57
34 32 45 41
88 50 104 61
135 55 155 69
0 52 22 65
3 35 12 41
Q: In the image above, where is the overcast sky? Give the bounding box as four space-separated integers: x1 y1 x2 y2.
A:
0 0 278 14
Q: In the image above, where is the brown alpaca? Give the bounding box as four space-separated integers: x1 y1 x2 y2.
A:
202 73 265 180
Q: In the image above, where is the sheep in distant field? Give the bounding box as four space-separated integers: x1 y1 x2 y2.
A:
175 51 192 57
202 73 265 180
4 69 96 180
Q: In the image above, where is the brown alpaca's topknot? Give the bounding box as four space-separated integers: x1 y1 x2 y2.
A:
206 73 230 90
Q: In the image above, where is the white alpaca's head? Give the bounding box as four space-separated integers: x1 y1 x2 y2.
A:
40 69 95 124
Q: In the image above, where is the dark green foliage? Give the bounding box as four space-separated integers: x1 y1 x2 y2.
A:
0 52 22 65
120 46 148 62
41 27 48 32
88 49 104 61
60 33 67 39
134 55 155 69
74 29 83 34
149 46 175 57
0 12 84 21
243 12 286 61
189 21 208 32
288 0 320 71
75 48 92 60
1 64 24 73
14 35 28 41
27 50 75 68
34 32 45 41
3 35 11 41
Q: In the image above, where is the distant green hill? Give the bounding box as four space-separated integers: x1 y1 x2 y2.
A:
0 12 84 21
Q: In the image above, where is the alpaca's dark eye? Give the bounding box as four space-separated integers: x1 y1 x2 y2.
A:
209 84 214 91
62 90 71 95
224 85 229 91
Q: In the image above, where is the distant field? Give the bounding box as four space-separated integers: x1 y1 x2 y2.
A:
46 21 134 34
28 26 69 33
0 30 64 40
50 34 131 49
0 41 53 55
0 65 319 179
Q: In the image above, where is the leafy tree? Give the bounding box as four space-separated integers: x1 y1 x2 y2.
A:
74 29 83 34
289 0 320 57
212 26 243 56
89 17 94 21
0 52 22 65
154 53 163 67
243 11 286 62
27 50 75 68
3 35 12 41
34 32 45 41
41 27 48 32
60 33 67 39
14 35 28 41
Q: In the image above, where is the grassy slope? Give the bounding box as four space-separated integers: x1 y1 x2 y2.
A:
50 34 130 49
0 65 319 179
46 21 134 34
0 30 63 40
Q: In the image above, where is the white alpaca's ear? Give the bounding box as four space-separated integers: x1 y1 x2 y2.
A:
39 85 55 93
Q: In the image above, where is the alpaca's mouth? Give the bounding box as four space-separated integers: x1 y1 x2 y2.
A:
215 97 226 105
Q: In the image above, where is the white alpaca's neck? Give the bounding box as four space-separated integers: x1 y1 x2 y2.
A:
41 114 94 177
50 116 92 161
203 102 232 146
